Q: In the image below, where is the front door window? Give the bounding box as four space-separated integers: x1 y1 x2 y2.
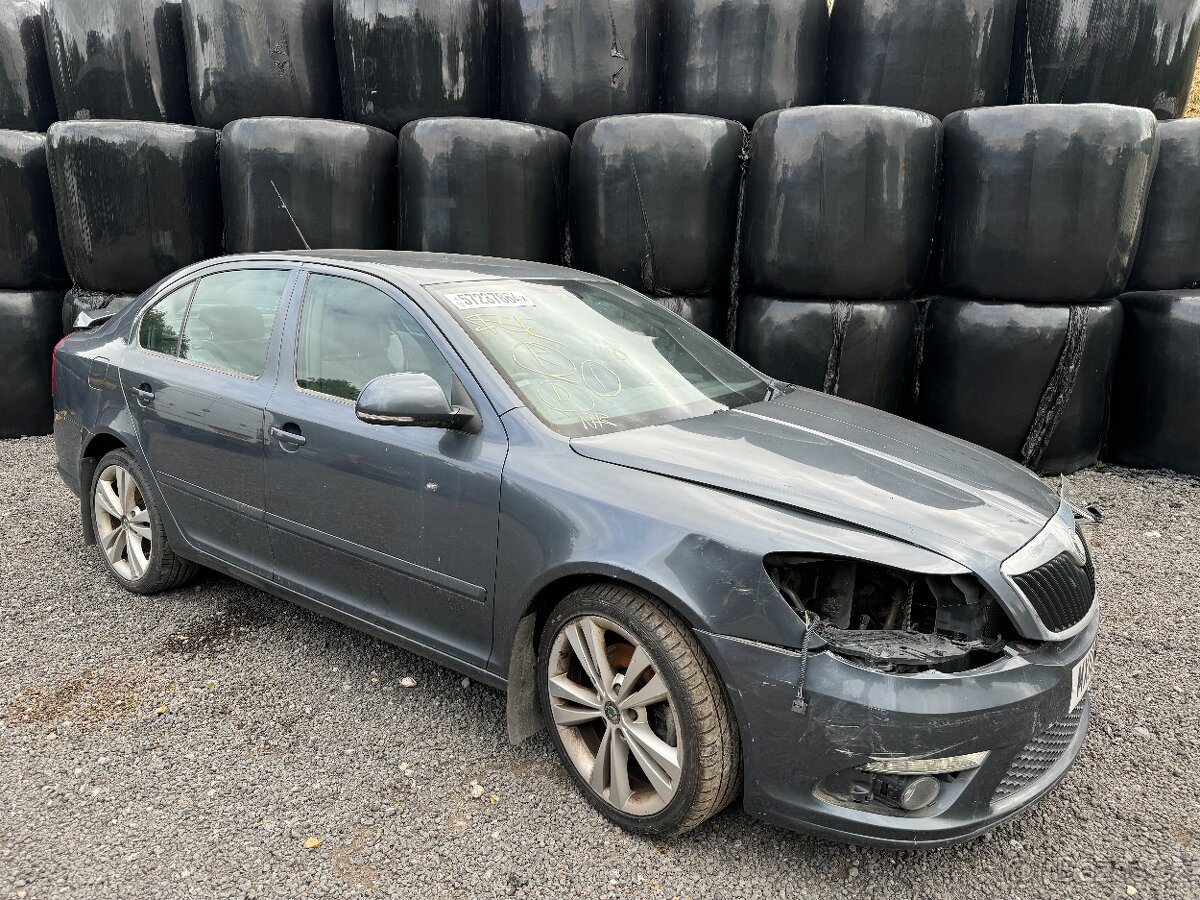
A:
294 274 455 402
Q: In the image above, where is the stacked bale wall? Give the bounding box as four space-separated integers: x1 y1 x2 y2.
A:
1128 119 1200 291
499 0 662 134
221 117 397 253
1013 0 1200 120
920 104 1158 474
735 107 941 413
0 1 57 131
182 0 342 128
660 0 828 127
1108 292 1200 476
0 290 63 439
334 0 498 132
0 128 66 437
827 0 1018 119
46 121 224 295
568 114 744 337
401 118 568 263
0 0 1194 478
42 0 193 123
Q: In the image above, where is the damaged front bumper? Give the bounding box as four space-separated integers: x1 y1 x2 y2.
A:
696 611 1097 848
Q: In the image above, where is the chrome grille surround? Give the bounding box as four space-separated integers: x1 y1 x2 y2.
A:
1001 500 1097 639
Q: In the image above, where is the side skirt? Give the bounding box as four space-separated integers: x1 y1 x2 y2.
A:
175 545 508 692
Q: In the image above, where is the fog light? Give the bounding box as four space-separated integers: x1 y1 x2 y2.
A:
861 751 988 775
873 774 942 811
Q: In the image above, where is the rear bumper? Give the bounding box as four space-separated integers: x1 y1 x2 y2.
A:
53 412 83 497
697 614 1097 848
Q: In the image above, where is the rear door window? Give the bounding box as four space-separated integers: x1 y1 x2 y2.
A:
177 270 291 378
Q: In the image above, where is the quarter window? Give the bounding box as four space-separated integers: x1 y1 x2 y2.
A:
138 282 193 355
295 274 454 402
178 270 290 378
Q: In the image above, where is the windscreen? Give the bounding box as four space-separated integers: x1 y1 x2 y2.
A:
431 279 770 437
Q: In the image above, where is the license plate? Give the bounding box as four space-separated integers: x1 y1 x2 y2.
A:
1069 643 1096 712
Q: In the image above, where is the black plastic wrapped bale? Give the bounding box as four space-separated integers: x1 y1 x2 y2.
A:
0 0 57 131
223 117 397 254
736 296 920 414
570 115 744 297
0 289 62 438
0 131 66 289
1108 292 1200 476
400 118 567 263
334 0 498 131
62 287 138 336
938 105 1159 301
182 0 341 129
915 298 1123 475
41 0 192 123
660 0 827 127
1128 120 1200 291
741 107 941 300
46 121 223 294
826 0 1018 119
1013 0 1200 120
499 0 661 134
654 295 727 339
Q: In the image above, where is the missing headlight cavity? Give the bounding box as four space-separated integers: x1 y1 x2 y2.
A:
765 555 1017 673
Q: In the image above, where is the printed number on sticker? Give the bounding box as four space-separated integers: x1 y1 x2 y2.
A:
1069 643 1095 713
446 291 535 310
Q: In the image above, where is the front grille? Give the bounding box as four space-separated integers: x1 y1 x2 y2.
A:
993 704 1085 801
1011 546 1095 633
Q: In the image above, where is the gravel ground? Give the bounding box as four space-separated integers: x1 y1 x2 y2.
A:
1 434 1197 900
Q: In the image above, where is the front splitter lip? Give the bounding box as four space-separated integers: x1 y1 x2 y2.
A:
696 622 1097 849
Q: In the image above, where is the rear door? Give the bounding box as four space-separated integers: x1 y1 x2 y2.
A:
119 265 297 577
262 268 507 670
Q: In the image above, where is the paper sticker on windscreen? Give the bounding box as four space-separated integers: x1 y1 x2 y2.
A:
445 291 536 310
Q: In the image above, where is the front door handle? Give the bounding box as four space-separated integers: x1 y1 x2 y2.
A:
270 425 307 448
131 384 154 405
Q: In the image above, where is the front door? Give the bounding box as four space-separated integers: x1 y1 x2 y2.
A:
119 266 296 577
263 269 507 669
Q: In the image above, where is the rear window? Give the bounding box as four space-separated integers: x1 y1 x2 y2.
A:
138 282 193 355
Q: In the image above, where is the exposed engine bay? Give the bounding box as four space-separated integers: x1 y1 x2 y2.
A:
766 555 1026 673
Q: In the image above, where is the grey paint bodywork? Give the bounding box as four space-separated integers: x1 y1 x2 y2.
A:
53 251 1096 848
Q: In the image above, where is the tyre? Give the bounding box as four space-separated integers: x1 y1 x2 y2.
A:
537 584 741 837
89 449 199 594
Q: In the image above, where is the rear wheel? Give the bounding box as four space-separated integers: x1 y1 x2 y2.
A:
537 584 741 837
90 449 198 594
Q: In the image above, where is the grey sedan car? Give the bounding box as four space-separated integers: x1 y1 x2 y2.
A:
52 251 1097 847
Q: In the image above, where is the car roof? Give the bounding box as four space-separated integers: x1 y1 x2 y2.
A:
208 250 604 287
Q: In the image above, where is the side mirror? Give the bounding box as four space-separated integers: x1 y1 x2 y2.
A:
355 373 476 430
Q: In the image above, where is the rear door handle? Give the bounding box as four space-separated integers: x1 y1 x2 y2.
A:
131 384 154 405
270 425 307 448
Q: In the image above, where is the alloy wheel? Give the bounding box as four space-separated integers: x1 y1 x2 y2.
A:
94 464 153 582
547 615 683 816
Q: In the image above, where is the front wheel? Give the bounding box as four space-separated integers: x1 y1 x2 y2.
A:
90 448 199 594
537 584 742 837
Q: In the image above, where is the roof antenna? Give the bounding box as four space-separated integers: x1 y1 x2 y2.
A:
270 180 311 250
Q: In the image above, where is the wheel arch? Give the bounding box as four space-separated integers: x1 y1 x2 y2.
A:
78 431 131 545
502 566 703 747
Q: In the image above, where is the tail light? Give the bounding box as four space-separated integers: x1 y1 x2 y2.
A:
51 333 73 397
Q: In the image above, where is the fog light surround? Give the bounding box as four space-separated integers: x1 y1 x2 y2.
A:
861 751 989 776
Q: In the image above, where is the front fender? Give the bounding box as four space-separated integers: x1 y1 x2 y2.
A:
491 439 968 673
